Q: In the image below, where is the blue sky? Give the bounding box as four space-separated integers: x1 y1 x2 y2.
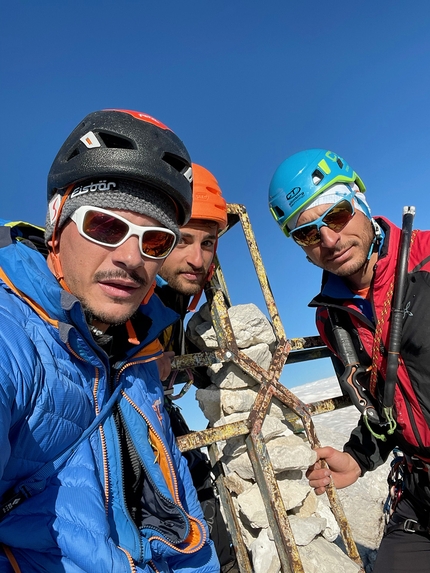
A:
2 1 430 428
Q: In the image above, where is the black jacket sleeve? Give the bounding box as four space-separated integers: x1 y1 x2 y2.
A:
343 416 396 476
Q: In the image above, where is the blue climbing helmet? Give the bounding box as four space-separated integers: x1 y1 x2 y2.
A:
268 149 366 236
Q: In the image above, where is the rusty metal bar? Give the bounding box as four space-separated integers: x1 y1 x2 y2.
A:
177 420 249 453
227 204 286 344
176 395 356 453
288 335 325 350
207 445 253 573
210 289 240 354
170 338 327 371
246 432 304 573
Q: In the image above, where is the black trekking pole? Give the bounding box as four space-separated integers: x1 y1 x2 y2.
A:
382 206 415 435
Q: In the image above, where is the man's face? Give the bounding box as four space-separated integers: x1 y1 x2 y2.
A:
50 209 165 331
159 219 218 295
297 203 375 280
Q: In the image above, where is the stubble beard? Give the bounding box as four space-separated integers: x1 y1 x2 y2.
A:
324 227 375 278
81 269 147 328
159 267 206 296
83 303 138 328
165 272 204 296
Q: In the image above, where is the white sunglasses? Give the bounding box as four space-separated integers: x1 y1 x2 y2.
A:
70 206 177 259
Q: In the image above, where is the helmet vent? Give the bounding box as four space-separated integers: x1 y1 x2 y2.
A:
162 152 189 174
312 169 324 185
67 148 80 161
273 205 284 219
337 158 344 169
97 132 135 149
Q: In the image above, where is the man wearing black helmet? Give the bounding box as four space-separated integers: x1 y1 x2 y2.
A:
0 110 218 573
269 149 430 573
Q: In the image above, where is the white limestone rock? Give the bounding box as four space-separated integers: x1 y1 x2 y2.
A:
250 528 281 573
194 321 219 349
237 480 312 530
186 302 276 351
315 498 340 542
214 412 292 458
267 434 318 472
195 384 221 424
228 304 276 349
223 471 253 496
237 483 268 529
241 342 273 371
289 514 327 546
210 363 259 389
291 490 319 519
226 451 255 481
221 387 258 415
278 478 312 512
298 536 361 573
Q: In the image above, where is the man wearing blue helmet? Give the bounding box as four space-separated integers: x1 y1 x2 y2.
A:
269 149 430 573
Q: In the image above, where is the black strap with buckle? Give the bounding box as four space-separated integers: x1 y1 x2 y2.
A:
385 516 430 537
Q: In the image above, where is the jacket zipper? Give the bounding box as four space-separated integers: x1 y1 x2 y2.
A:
116 405 188 546
118 382 206 554
67 343 111 512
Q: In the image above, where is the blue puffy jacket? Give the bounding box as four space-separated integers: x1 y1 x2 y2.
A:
0 221 219 573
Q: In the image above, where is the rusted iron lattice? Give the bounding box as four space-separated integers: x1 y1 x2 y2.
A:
172 204 364 573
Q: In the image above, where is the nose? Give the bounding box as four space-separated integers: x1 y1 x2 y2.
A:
111 235 145 269
185 243 204 268
319 225 341 249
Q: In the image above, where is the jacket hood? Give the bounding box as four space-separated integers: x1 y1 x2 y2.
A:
0 222 69 324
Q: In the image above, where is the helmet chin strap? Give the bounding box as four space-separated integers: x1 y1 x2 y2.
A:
187 235 219 312
186 262 215 312
48 185 75 293
366 218 382 260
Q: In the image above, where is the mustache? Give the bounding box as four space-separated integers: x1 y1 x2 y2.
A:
93 269 146 286
177 264 206 274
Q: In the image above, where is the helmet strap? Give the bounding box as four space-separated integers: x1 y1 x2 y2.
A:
142 280 156 305
48 185 75 293
187 262 216 312
186 234 218 312
366 218 382 260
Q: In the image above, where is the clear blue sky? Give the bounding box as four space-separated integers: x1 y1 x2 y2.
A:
2 1 430 428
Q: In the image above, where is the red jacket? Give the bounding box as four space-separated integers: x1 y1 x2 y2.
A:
309 217 430 484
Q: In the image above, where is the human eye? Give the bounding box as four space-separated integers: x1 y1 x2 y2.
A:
202 239 215 249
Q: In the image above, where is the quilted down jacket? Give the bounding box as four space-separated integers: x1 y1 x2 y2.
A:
0 221 218 573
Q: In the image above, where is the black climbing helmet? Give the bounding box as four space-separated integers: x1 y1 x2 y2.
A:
47 109 193 225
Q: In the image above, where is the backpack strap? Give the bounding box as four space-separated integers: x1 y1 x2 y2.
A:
0 382 123 522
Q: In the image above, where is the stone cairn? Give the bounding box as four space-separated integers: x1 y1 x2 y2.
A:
186 302 391 573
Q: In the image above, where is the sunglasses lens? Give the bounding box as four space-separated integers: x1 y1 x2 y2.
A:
291 200 354 247
292 226 320 247
83 211 129 245
141 230 176 258
323 201 353 232
79 209 175 258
